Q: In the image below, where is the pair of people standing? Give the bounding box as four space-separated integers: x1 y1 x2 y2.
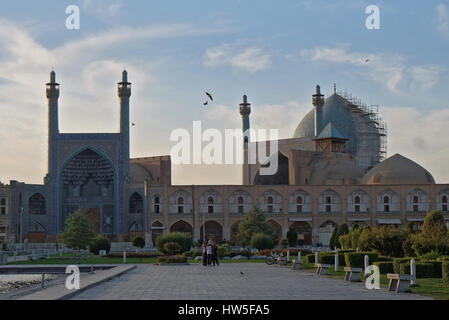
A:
202 240 219 266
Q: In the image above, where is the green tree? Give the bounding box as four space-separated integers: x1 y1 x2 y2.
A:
237 206 274 247
329 227 338 250
89 235 111 255
60 210 96 252
412 210 449 255
286 228 298 247
133 236 146 248
250 233 274 250
334 224 349 249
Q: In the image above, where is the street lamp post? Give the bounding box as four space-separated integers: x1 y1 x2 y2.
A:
19 207 23 251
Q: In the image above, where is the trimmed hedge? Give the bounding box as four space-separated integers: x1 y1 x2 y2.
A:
393 258 413 274
376 256 393 262
305 254 316 264
157 255 187 264
443 262 449 284
437 255 449 262
400 262 434 278
319 251 347 266
344 252 379 268
373 261 394 274
108 252 162 258
420 260 442 278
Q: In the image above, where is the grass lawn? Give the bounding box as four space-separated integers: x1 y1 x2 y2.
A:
283 261 449 300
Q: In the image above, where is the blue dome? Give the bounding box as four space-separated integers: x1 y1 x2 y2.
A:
293 94 357 154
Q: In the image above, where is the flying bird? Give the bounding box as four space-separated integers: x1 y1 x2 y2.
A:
365 59 370 63
132 122 136 126
203 101 208 106
240 271 244 275
206 92 213 101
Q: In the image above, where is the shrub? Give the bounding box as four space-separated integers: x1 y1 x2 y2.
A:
218 244 232 259
344 252 379 268
338 234 351 250
318 252 335 264
329 228 338 250
157 254 187 264
400 262 434 278
89 235 111 255
437 255 449 262
358 226 407 257
402 238 415 257
239 249 252 258
412 210 449 256
393 258 413 274
420 260 442 278
279 238 289 248
334 224 349 249
376 256 393 262
108 252 162 258
183 249 202 258
132 236 146 249
286 228 298 247
418 250 441 261
156 232 192 254
163 242 183 256
442 262 449 284
373 261 394 274
305 254 316 264
250 233 274 250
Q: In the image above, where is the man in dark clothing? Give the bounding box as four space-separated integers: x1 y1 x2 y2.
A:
211 241 219 266
202 241 207 266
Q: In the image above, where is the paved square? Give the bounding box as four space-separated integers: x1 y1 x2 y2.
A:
71 263 431 300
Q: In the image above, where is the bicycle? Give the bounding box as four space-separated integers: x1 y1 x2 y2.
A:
266 252 285 265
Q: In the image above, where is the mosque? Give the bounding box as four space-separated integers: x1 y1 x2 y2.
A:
0 71 448 247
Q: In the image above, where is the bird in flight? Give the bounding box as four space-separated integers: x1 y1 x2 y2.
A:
240 271 244 275
132 122 136 126
206 92 213 101
203 101 208 106
365 59 370 63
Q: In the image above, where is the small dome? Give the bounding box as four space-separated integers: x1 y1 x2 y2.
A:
362 153 435 185
130 163 152 183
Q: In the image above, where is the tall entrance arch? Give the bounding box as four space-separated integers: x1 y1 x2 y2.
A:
200 221 223 243
290 221 312 245
60 148 116 234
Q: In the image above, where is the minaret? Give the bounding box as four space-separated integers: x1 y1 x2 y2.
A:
118 70 131 183
46 71 59 180
239 95 251 184
312 85 324 137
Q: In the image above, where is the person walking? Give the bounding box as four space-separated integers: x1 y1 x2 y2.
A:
206 240 213 265
202 241 207 266
212 241 219 266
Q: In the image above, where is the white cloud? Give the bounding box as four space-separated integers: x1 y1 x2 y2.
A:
0 19 223 184
437 3 449 38
83 0 125 22
300 45 445 93
381 105 449 183
203 43 271 72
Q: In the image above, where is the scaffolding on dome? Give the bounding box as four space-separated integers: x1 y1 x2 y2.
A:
337 90 387 163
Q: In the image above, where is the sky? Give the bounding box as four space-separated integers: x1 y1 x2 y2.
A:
0 0 448 185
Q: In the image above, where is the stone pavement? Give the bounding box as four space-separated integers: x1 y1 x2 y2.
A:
17 265 135 300
71 263 432 300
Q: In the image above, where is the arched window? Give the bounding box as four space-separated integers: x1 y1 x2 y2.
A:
413 196 419 203
267 196 273 204
354 196 360 204
354 195 361 212
383 196 390 212
326 196 331 204
129 193 143 214
443 195 448 203
177 197 184 205
442 195 448 212
296 196 303 204
207 196 214 214
383 196 389 204
29 193 46 215
296 196 303 213
177 197 184 213
237 196 244 205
